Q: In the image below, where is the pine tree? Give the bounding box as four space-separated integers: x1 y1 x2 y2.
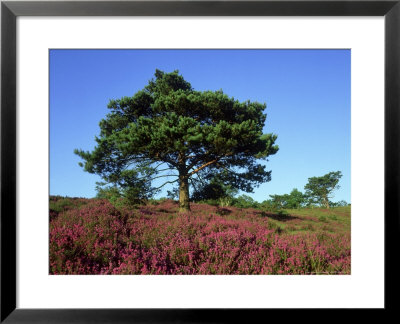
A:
304 171 342 209
75 69 278 211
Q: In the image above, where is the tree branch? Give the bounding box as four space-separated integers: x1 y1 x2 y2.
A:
155 167 177 173
149 174 179 181
188 159 218 177
135 173 178 181
189 177 199 194
186 151 236 174
153 179 179 190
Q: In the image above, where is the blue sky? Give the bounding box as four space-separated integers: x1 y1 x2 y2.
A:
50 49 350 203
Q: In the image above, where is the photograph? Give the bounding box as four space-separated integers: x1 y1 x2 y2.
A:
49 49 351 275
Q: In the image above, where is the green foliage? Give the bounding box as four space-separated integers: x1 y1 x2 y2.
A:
329 200 349 207
267 218 285 234
268 194 288 209
277 209 289 216
95 181 151 207
197 199 220 207
166 187 179 200
75 69 278 211
268 188 305 210
95 184 121 200
259 199 275 211
218 196 233 208
286 188 305 209
232 194 259 209
49 198 74 213
191 171 238 204
318 216 328 222
304 171 342 208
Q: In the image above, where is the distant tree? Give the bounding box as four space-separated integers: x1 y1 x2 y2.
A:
259 199 275 211
75 69 278 212
267 188 305 209
233 194 259 209
304 171 342 209
95 177 155 206
269 194 289 209
286 188 305 209
330 200 349 207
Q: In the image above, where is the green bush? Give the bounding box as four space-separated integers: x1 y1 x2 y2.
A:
232 195 259 209
318 216 327 222
49 198 74 213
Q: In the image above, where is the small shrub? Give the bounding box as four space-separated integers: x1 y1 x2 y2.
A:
148 199 160 206
218 197 232 207
216 207 231 216
300 224 315 231
49 198 74 213
267 219 285 234
318 216 327 222
277 210 287 216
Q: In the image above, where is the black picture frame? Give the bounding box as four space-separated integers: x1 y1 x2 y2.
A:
1 0 399 322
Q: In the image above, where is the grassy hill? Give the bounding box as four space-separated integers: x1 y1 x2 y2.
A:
49 196 350 275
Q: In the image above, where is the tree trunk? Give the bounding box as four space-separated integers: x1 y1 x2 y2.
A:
179 175 190 212
323 196 330 209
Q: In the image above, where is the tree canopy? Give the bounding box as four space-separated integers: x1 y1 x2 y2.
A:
304 171 342 209
268 188 305 209
75 69 278 211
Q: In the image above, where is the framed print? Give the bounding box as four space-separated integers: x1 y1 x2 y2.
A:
1 0 399 322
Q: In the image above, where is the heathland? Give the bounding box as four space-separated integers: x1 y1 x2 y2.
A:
49 196 350 275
